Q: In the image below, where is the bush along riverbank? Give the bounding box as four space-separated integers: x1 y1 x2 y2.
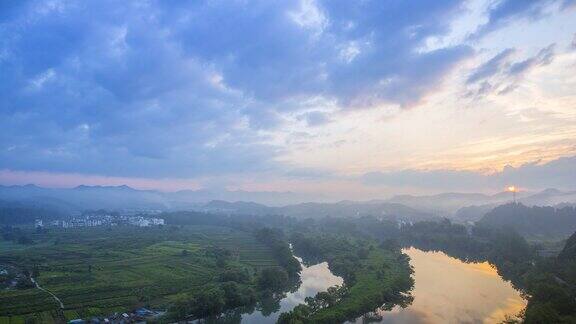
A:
278 232 414 323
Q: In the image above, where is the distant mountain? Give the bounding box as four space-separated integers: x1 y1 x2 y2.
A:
454 204 496 223
1 184 575 224
387 192 519 215
169 189 314 207
0 184 169 211
387 189 576 217
478 203 576 239
521 189 576 207
202 200 273 215
0 184 324 212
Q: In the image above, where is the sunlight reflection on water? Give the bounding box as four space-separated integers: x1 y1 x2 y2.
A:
240 256 344 323
351 247 526 324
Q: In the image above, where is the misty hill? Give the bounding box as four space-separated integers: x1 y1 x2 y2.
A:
388 192 497 214
2 184 575 225
202 200 273 215
559 231 576 260
0 200 68 225
390 189 576 218
454 204 496 223
0 184 315 211
200 200 437 222
0 184 170 211
478 203 576 239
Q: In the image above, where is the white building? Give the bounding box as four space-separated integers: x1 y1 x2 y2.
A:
150 218 165 226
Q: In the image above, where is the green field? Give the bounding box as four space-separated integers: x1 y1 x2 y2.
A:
0 225 279 322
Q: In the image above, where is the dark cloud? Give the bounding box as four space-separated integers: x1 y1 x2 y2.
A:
0 0 479 177
0 0 566 179
158 0 475 108
466 48 515 84
509 44 555 76
362 155 576 191
470 0 570 39
465 44 556 98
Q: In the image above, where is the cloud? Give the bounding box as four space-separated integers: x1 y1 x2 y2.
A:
509 44 555 76
465 44 556 97
363 169 491 191
159 0 475 107
0 0 478 178
470 0 570 39
466 48 515 84
298 111 331 127
562 0 576 9
362 155 576 191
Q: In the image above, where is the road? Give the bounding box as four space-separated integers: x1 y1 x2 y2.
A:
31 277 64 309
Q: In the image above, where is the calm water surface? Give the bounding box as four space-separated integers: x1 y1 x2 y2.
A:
352 247 526 324
240 256 344 323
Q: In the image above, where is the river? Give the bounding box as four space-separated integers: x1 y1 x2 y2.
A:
240 256 344 323
351 247 526 324
208 247 525 323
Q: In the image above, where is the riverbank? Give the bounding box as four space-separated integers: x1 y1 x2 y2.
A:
309 248 413 323
351 247 526 323
278 233 414 323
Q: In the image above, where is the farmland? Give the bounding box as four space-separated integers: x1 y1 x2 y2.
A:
0 225 280 322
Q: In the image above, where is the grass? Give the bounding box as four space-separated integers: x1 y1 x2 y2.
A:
0 225 279 320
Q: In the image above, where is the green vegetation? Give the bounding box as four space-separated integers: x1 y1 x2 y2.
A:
0 225 286 322
478 203 576 239
520 235 576 323
254 228 301 277
162 226 301 321
5 205 574 323
279 231 414 323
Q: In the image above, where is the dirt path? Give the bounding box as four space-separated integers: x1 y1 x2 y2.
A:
31 277 64 309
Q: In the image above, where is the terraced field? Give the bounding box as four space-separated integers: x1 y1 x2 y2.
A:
0 225 279 322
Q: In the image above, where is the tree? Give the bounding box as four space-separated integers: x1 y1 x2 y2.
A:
524 303 561 324
220 268 251 283
258 268 289 290
191 286 226 317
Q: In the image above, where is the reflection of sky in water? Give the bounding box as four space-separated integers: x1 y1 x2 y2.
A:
353 248 526 324
241 257 344 323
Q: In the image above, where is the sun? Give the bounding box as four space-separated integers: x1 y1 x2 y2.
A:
507 186 516 192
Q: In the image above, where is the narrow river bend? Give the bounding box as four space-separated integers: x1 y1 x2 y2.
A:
240 256 344 323
205 247 526 323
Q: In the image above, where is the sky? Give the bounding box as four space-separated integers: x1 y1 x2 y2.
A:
1 0 575 199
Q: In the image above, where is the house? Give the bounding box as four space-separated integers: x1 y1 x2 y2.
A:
135 308 154 317
68 320 85 324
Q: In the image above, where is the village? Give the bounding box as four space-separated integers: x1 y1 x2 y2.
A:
66 308 165 324
34 213 165 229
